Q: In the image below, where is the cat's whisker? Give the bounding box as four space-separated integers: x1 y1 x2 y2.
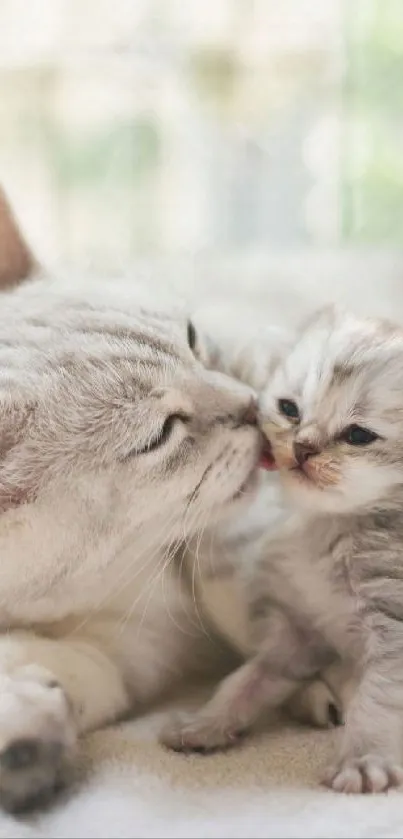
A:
175 543 203 633
168 498 214 641
110 509 184 637
161 545 201 641
136 541 184 641
116 552 168 640
190 506 216 643
116 514 195 640
119 502 196 631
207 518 219 578
68 510 181 638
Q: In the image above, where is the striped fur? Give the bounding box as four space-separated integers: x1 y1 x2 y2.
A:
0 275 262 811
164 304 403 795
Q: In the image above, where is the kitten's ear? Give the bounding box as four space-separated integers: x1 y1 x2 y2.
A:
0 188 36 290
297 303 345 336
192 304 294 392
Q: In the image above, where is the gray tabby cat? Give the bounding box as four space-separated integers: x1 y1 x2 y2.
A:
0 251 267 812
162 304 403 795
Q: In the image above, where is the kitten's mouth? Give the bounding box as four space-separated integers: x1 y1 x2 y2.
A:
230 437 277 503
259 437 277 471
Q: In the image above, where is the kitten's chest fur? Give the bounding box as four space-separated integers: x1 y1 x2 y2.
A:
250 511 391 657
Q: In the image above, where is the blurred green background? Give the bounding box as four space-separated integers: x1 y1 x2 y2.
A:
0 0 401 269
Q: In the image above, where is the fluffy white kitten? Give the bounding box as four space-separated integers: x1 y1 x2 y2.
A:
163 304 403 795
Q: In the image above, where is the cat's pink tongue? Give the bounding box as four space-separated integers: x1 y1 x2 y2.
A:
259 440 278 471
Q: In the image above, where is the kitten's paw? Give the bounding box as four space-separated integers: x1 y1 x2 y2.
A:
160 711 244 754
0 665 76 812
324 755 403 794
287 680 343 729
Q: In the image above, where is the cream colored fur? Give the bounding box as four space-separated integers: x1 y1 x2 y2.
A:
0 195 352 812
0 195 266 812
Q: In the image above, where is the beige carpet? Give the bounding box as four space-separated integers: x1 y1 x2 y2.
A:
3 250 403 838
10 704 403 839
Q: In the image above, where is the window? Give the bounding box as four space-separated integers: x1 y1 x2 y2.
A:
0 0 400 267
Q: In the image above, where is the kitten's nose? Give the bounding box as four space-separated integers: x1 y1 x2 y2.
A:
241 398 258 426
294 440 319 466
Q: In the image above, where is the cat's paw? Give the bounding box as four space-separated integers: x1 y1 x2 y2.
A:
160 711 244 754
0 665 76 812
324 755 403 794
287 679 343 729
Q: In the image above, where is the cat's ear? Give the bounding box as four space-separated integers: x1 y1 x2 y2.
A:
0 188 36 290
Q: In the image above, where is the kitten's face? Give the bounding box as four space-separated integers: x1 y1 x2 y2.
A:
0 280 261 557
260 305 403 514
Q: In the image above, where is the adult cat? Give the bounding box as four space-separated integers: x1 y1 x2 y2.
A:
0 209 262 811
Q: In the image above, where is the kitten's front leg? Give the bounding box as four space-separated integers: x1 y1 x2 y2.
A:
325 652 403 794
0 631 130 811
160 654 298 753
161 611 323 753
287 659 355 729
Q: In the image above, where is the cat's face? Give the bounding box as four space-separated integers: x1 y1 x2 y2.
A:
0 280 261 561
260 305 403 514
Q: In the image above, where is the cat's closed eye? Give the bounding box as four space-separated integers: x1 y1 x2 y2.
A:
187 320 197 352
139 412 190 455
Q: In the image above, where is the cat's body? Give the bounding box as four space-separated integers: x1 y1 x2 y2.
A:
0 272 266 812
163 305 403 795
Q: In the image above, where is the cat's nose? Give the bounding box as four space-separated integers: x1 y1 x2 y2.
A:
241 398 259 426
294 440 319 465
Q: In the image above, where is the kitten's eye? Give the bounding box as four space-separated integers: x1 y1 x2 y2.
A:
187 320 197 352
278 399 300 420
341 424 379 446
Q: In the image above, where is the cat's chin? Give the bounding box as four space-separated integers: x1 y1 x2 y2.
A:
230 467 260 504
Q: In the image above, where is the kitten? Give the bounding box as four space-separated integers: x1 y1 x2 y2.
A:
0 265 266 812
162 304 403 795
189 304 344 727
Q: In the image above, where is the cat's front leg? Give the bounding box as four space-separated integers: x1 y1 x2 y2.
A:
0 631 130 812
325 651 403 794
